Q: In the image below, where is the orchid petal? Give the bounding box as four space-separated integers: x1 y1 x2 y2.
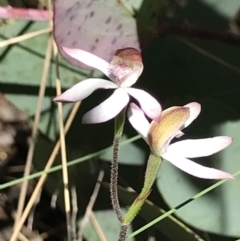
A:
111 48 143 86
61 47 113 80
54 78 117 103
162 152 234 179
120 67 143 87
82 88 129 124
182 102 201 128
127 103 150 143
167 136 232 158
126 88 161 120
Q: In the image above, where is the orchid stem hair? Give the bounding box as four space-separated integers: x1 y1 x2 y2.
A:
110 108 126 222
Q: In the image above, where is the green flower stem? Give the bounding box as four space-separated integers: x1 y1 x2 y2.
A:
110 108 126 222
117 154 161 241
124 153 161 225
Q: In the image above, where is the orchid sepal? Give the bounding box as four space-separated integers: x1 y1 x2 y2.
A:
54 78 117 103
82 88 129 124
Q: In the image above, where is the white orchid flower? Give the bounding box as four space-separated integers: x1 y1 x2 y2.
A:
128 102 234 179
54 47 161 124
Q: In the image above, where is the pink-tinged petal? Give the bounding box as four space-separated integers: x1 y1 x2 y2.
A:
120 67 143 87
167 136 232 158
61 47 113 80
126 88 161 121
127 103 150 143
82 88 129 124
162 152 234 179
182 102 201 128
54 78 117 103
110 48 143 87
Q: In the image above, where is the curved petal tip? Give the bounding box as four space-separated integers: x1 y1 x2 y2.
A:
126 88 162 121
54 94 77 103
183 102 201 128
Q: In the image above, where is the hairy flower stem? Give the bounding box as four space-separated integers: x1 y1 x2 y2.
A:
110 108 126 222
117 154 162 241
118 225 129 241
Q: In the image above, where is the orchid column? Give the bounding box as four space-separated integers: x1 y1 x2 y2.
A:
54 47 161 222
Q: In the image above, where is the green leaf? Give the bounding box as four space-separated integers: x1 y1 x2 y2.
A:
80 209 135 241
53 0 175 66
0 20 92 140
199 0 240 18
